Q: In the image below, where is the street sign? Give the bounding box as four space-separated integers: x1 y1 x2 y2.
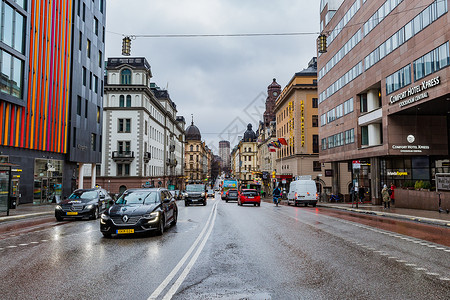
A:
352 160 360 169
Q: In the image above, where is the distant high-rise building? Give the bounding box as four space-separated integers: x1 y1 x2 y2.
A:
219 140 231 171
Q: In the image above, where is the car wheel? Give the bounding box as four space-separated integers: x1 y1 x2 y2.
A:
55 214 63 221
312 203 317 207
294 202 298 207
156 217 164 236
304 203 308 207
287 200 291 206
171 210 178 226
203 201 207 206
257 203 260 207
102 232 112 238
226 200 228 203
185 202 189 207
90 207 99 220
254 204 256 207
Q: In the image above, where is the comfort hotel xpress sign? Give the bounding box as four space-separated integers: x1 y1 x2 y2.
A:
389 76 440 108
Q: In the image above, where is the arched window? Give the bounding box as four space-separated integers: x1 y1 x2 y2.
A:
120 69 132 84
190 145 193 151
196 145 199 151
119 95 124 107
126 95 131 107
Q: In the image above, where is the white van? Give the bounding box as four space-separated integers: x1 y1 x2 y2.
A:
287 179 318 207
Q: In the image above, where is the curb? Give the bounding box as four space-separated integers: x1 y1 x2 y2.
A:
0 211 54 223
317 204 450 228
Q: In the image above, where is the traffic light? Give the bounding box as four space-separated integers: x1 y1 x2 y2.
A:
122 36 131 56
317 34 327 53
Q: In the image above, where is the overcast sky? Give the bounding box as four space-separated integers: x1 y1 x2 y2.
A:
105 0 320 154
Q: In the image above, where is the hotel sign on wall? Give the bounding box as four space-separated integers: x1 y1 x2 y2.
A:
391 134 430 153
389 76 440 108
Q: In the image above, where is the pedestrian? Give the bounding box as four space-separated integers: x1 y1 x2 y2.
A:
382 184 391 209
389 182 396 205
359 186 365 203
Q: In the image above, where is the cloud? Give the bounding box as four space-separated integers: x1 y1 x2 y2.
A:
105 0 319 152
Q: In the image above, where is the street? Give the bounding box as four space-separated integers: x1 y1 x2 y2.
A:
0 194 449 300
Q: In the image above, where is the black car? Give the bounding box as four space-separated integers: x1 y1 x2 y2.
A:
55 188 111 221
100 188 177 238
226 189 238 202
184 184 207 206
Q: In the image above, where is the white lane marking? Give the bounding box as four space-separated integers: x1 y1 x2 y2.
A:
162 202 218 300
405 263 417 267
440 277 450 281
7 245 17 248
30 242 39 244
148 200 218 300
416 268 427 271
40 239 48 242
18 243 28 246
426 272 440 276
0 248 3 250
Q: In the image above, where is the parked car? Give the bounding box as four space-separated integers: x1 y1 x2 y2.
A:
100 188 177 238
184 184 207 206
55 188 111 221
238 189 261 206
207 189 215 198
287 179 318 207
225 189 238 202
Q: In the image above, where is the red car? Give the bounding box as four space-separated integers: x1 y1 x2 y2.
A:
238 189 261 207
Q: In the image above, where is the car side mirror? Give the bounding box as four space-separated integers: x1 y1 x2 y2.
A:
163 198 171 203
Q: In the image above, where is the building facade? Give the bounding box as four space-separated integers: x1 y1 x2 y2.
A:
230 124 258 185
98 57 185 195
318 0 450 205
184 119 209 184
256 120 278 195
276 58 351 196
0 0 106 206
219 140 231 173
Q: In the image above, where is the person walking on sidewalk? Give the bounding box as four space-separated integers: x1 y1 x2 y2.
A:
389 183 396 205
382 184 391 209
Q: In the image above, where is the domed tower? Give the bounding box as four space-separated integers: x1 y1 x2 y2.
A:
264 78 281 127
185 118 201 141
242 124 257 142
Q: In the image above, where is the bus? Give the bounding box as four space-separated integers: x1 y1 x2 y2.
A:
221 179 238 200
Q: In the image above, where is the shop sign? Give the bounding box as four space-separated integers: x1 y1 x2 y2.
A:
436 173 450 191
389 76 440 108
387 171 408 176
352 160 360 169
392 145 430 153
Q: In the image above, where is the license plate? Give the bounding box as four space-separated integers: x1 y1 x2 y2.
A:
248 197 254 199
116 229 134 234
66 212 78 216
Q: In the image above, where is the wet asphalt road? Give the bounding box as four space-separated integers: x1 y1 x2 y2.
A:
0 194 449 300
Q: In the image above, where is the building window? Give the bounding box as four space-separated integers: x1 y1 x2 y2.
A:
99 0 104 13
73 127 77 147
94 75 98 93
82 3 86 21
79 31 82 51
312 115 318 127
87 39 91 58
313 161 321 172
118 141 131 153
82 67 87 86
386 65 411 94
118 119 131 133
0 50 24 99
345 128 355 144
360 94 368 113
312 98 318 108
85 99 88 118
126 95 131 107
117 164 130 176
119 95 124 107
190 155 193 161
321 138 327 150
145 121 148 135
98 51 102 68
313 135 319 153
121 69 132 84
89 72 92 90
91 133 97 151
344 98 354 115
77 97 82 115
94 17 98 36
190 145 193 151
361 126 369 146
97 106 100 123
413 42 449 81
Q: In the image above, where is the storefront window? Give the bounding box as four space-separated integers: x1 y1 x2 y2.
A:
34 159 63 204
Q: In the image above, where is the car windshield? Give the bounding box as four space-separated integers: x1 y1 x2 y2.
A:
208 190 213 193
243 191 258 196
115 191 159 205
186 185 204 192
68 190 97 200
229 190 237 194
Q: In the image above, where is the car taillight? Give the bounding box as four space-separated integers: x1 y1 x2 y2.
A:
315 193 318 199
295 192 297 199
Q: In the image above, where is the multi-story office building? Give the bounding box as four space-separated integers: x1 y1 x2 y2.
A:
98 57 185 195
318 0 450 207
219 140 231 172
275 58 351 195
0 0 105 206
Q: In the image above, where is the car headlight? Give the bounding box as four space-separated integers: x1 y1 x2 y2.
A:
85 204 94 210
201 192 205 197
101 213 109 220
146 211 160 223
55 205 62 210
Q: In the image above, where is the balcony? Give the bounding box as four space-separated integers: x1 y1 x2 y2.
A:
112 151 135 162
143 152 151 163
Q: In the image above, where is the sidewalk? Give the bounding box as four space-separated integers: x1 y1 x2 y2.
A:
262 197 450 228
0 203 56 223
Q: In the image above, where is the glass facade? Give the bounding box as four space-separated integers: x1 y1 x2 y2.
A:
413 42 449 81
